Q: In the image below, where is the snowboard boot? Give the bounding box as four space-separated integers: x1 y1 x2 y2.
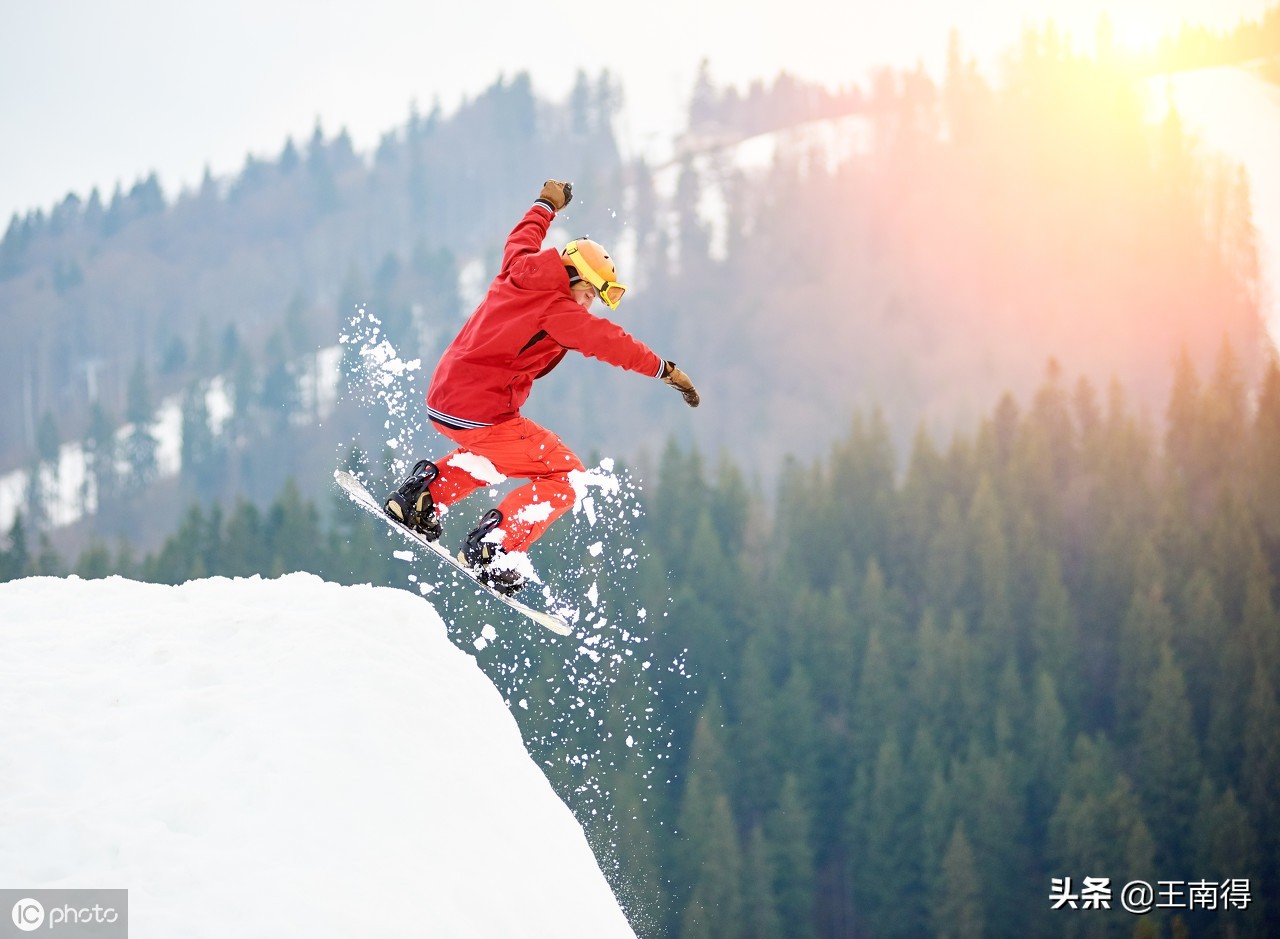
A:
459 509 527 596
384 459 442 541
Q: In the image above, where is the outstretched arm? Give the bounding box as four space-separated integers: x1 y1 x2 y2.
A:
502 180 574 270
542 304 701 407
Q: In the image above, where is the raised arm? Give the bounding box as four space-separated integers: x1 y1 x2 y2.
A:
501 180 573 271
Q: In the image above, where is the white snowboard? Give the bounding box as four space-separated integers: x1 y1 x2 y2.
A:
334 469 573 636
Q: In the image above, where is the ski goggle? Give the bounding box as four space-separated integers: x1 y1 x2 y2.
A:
563 241 627 310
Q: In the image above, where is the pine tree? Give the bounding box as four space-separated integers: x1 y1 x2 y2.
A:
896 424 947 597
267 478 323 575
742 824 783 939
856 730 924 937
828 409 897 573
1200 337 1248 495
1192 783 1263 937
1027 671 1069 841
1205 487 1262 622
918 767 953 911
772 665 819 804
1177 569 1226 743
1047 746 1152 939
1238 664 1280 920
1046 734 1120 874
1250 359 1280 551
733 636 779 825
673 707 732 916
221 500 267 577
83 401 120 521
937 611 982 758
1240 546 1280 694
74 541 113 580
1164 350 1202 492
122 360 159 496
260 331 299 432
909 608 949 733
1113 541 1173 741
648 439 709 554
609 749 667 933
35 409 60 515
0 515 30 581
849 628 898 767
924 493 967 618
933 821 984 939
674 160 711 266
678 792 744 939
22 455 48 532
1007 407 1061 558
1134 643 1201 872
799 581 857 718
180 379 221 492
952 746 1032 937
1028 546 1080 714
768 774 817 939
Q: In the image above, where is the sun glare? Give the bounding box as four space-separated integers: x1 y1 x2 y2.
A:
1107 8 1174 55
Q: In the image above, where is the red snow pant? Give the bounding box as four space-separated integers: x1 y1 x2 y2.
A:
428 416 585 553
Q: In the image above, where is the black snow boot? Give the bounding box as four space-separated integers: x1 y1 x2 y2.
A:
459 509 526 596
384 459 442 541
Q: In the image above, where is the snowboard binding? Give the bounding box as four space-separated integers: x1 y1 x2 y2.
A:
460 509 526 596
384 459 442 541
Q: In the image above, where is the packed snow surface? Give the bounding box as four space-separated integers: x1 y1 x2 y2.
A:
0 573 635 938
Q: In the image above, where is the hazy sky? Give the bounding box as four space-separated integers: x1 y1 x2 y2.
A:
1 0 1267 222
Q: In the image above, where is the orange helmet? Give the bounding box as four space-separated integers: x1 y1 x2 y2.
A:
561 239 627 310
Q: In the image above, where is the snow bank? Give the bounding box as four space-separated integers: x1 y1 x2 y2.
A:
0 573 635 938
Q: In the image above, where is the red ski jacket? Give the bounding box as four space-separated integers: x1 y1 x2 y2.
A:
426 201 664 430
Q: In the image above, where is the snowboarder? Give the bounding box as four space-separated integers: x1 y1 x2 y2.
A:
384 179 700 595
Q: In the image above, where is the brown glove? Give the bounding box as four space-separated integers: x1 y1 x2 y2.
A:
538 179 573 212
662 361 700 408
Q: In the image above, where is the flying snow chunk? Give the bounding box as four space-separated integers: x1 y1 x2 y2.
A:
588 542 604 557
568 463 621 506
490 549 537 583
515 502 556 525
361 340 421 386
447 451 505 485
393 550 414 562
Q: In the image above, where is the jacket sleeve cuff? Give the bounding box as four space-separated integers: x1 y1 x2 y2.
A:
533 199 556 215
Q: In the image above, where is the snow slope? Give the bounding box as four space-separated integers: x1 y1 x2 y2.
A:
0 573 636 938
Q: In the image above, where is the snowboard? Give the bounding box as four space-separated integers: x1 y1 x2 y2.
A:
334 469 574 636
